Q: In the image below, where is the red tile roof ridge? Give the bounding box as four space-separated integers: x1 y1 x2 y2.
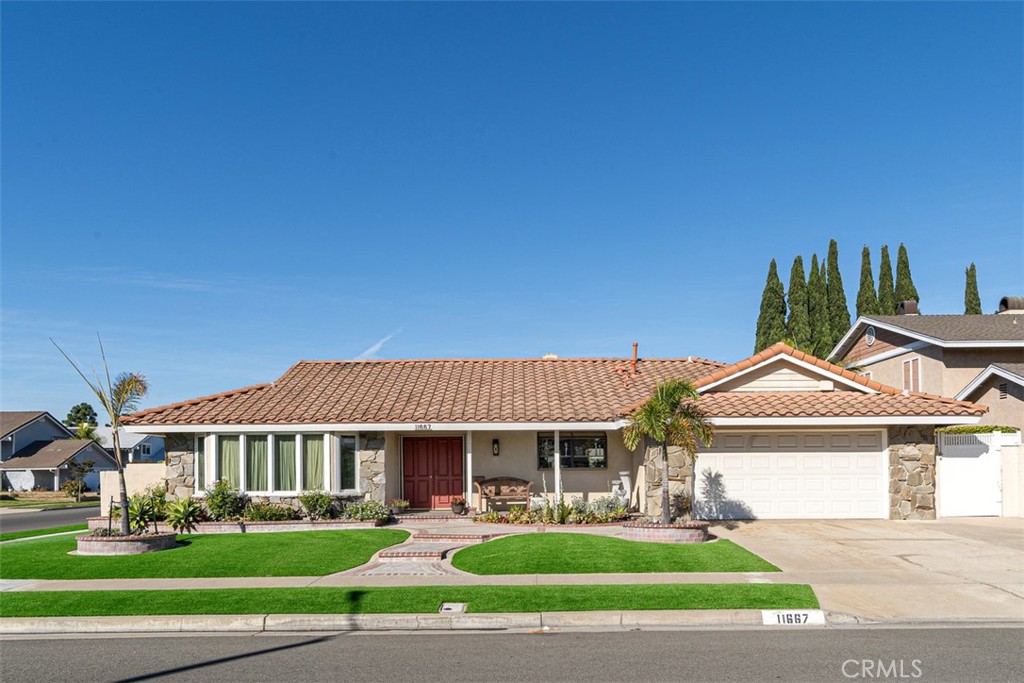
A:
289 356 726 365
906 390 989 411
122 382 273 423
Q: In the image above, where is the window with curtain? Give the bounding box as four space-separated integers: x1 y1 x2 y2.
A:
537 433 607 469
195 436 206 491
302 436 324 490
218 436 241 488
246 436 268 491
275 436 296 491
339 435 357 490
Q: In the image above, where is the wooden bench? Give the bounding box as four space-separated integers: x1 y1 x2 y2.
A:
474 477 533 512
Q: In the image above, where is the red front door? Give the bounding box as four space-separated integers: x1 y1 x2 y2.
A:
402 437 464 509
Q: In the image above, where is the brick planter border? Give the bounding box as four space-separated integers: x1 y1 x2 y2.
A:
621 520 710 544
86 517 384 534
76 532 178 556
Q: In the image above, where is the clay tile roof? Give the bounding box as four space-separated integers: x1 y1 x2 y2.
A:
0 439 100 470
693 342 897 394
123 357 727 426
0 411 48 438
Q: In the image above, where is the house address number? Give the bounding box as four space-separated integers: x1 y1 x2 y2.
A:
414 424 432 431
761 610 825 626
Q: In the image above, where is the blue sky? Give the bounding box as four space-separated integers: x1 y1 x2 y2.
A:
2 2 1021 420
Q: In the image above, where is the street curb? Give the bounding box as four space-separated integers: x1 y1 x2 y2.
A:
0 609 776 634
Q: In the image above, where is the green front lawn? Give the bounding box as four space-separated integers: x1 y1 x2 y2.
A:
0 530 408 579
0 524 88 543
451 534 779 574
0 584 818 617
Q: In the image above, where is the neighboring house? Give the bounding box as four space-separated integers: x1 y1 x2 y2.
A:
93 426 165 464
955 363 1024 430
829 295 1024 431
0 411 117 492
123 343 990 521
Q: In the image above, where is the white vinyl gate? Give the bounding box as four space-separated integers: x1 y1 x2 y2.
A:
693 430 887 520
937 432 1007 517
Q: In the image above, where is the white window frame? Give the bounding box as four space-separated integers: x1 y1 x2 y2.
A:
902 357 921 392
196 431 339 495
332 433 360 495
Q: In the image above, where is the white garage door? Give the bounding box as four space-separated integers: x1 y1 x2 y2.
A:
693 430 886 520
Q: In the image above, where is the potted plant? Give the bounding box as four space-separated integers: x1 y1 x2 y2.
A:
450 496 467 515
389 498 410 515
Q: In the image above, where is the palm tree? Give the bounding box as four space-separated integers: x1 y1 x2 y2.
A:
622 380 715 524
52 336 149 535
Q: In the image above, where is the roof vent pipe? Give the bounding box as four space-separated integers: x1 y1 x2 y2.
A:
897 300 919 315
998 296 1024 314
631 342 638 375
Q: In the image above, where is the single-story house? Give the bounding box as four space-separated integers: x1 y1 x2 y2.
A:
123 342 997 521
0 411 117 492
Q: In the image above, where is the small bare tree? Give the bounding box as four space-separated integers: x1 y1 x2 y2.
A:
52 335 149 535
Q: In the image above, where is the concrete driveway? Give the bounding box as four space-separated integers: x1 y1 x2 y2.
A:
714 517 1024 623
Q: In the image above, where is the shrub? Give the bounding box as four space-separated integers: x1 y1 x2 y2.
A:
473 510 505 524
298 490 335 520
342 500 390 523
205 480 249 521
244 502 301 522
127 496 157 534
936 425 1018 434
90 528 124 537
388 498 410 510
165 497 204 533
142 485 169 520
60 479 86 500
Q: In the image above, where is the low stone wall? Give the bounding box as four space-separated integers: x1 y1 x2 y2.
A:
86 517 382 533
888 425 936 520
76 532 177 555
622 520 709 544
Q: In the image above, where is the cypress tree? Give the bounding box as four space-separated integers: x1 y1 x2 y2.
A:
754 259 787 353
877 245 896 315
894 243 919 307
807 254 832 358
785 255 812 352
825 239 851 347
856 246 879 317
964 263 982 314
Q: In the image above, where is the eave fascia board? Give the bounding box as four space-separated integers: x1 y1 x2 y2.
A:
697 354 877 394
849 341 929 368
832 317 1024 357
955 365 1024 401
125 421 629 434
709 415 981 426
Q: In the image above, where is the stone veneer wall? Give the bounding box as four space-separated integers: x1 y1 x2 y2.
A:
888 425 936 520
164 433 194 499
643 444 694 519
358 432 386 503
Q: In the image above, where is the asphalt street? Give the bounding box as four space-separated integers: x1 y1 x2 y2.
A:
1 627 1021 683
0 506 99 533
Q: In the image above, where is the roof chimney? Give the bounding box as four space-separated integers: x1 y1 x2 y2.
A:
631 342 638 375
998 296 1024 314
897 300 919 315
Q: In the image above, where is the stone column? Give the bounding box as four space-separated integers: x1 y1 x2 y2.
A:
358 432 386 503
888 425 936 520
643 444 694 519
164 433 196 500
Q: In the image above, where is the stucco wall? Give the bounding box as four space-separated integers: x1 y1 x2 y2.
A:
864 345 1024 397
940 349 1024 397
99 463 167 514
968 377 1024 431
1001 443 1023 518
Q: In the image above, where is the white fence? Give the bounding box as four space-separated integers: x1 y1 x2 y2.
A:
938 431 1022 518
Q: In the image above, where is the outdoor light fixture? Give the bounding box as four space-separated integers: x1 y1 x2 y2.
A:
492 438 500 456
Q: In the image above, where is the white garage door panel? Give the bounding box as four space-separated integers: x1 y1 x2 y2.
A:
694 431 886 520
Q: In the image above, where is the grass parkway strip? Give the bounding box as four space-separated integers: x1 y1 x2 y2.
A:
0 530 409 579
451 533 780 574
0 524 89 543
0 584 819 617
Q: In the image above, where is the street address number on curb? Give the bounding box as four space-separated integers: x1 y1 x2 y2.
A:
761 610 826 626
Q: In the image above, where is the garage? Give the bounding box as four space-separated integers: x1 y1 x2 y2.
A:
693 430 887 520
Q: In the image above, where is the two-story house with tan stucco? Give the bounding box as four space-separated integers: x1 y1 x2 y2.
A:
830 296 1024 432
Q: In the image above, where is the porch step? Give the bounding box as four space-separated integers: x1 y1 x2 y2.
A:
378 542 465 561
393 513 476 522
412 532 502 544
